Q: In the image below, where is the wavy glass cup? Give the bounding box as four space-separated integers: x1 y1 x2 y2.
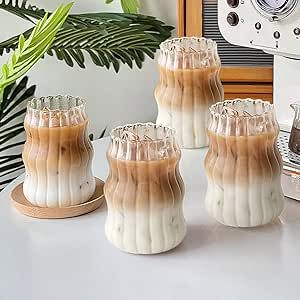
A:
104 123 186 254
22 95 96 208
204 99 284 227
155 37 224 149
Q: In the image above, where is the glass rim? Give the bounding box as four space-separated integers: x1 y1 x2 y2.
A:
110 122 176 144
209 98 275 120
160 36 217 53
27 95 86 112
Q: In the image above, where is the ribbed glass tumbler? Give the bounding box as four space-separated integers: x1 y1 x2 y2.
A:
22 95 96 207
104 123 186 254
204 99 284 227
155 37 224 148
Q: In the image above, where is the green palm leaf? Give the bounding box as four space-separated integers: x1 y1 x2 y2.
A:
0 76 36 191
0 2 73 96
0 0 45 23
120 0 139 13
0 1 173 72
105 0 140 13
89 127 107 141
49 24 161 71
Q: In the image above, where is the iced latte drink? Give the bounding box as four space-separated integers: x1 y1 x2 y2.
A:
155 37 224 148
104 123 186 254
22 95 95 207
204 99 284 227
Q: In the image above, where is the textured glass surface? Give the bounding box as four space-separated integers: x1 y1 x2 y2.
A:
155 37 224 148
208 99 279 136
23 95 95 207
25 95 87 127
204 99 284 227
104 123 186 254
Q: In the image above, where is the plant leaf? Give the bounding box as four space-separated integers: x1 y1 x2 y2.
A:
0 3 173 72
0 154 22 161
0 122 23 135
18 34 25 52
1 64 8 79
120 0 139 13
0 140 25 152
0 76 35 189
99 127 107 139
1 177 18 191
0 2 73 98
89 127 107 141
0 161 24 173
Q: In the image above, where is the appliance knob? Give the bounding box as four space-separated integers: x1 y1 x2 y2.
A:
227 0 239 8
273 31 281 39
227 12 239 26
255 22 262 30
294 27 300 36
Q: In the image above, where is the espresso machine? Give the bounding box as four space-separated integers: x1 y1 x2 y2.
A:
218 0 300 200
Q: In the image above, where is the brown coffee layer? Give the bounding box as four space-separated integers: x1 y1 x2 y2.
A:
204 130 282 184
104 154 184 212
23 120 93 177
155 66 223 112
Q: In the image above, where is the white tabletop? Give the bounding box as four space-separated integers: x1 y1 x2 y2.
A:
1 138 300 300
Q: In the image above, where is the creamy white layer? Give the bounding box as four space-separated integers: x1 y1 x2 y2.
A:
23 170 95 207
205 178 284 227
156 107 209 148
105 205 186 254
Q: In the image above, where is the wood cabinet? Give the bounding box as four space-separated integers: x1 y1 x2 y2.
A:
178 0 273 102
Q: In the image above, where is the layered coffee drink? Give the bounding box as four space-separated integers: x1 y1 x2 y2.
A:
22 96 95 207
104 123 186 254
204 99 284 227
155 37 224 148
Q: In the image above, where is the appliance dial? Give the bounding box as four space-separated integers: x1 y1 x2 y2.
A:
227 12 239 26
274 31 281 39
251 0 298 20
255 22 262 30
294 27 300 35
227 0 239 8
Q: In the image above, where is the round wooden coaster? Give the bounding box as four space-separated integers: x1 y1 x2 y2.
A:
10 177 105 219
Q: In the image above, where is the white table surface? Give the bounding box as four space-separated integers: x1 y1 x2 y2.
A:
1 138 300 300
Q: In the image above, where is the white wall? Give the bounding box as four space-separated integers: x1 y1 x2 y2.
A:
0 0 178 136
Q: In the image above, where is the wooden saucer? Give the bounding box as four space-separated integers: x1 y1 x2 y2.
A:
10 178 105 219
